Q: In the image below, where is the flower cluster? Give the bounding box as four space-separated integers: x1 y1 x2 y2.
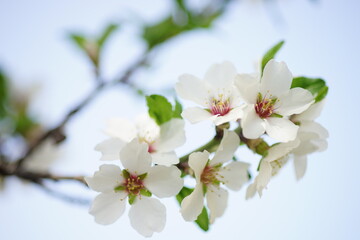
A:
86 48 328 236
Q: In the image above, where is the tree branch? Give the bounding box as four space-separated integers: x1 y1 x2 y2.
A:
15 53 149 169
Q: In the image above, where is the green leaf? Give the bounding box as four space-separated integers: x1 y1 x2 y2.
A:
291 77 328 102
69 34 87 51
146 95 174 125
195 207 210 232
314 85 328 103
173 100 183 119
97 24 119 48
0 69 9 118
261 40 285 73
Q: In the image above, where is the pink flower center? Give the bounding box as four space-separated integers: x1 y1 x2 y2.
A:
255 93 277 119
124 175 144 195
210 98 231 116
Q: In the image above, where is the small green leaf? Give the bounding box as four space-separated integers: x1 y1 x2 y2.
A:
140 189 152 197
128 194 136 205
291 77 328 102
195 207 210 231
97 24 119 48
261 40 285 73
173 100 183 119
146 95 173 125
69 34 87 51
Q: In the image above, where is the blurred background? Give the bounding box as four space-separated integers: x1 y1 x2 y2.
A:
0 0 359 239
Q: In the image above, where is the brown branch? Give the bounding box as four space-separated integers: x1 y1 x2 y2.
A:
15 53 149 169
0 161 87 186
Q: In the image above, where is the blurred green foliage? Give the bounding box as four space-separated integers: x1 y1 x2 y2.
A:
0 70 39 140
146 94 183 125
142 0 231 50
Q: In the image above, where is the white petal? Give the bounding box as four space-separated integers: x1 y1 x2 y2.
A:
188 151 210 181
120 139 151 174
180 183 204 221
129 197 166 237
276 88 314 116
264 117 299 142
89 192 127 225
255 161 272 197
211 130 240 165
181 107 217 124
219 161 250 191
105 118 137 142
294 155 307 180
261 60 292 96
150 151 179 166
206 186 228 224
144 165 183 198
175 74 209 107
293 100 325 122
204 61 237 88
154 119 185 152
241 105 266 139
94 138 125 161
264 139 300 162
245 183 257 200
234 73 260 104
300 121 329 139
85 164 123 193
135 114 160 143
213 106 243 126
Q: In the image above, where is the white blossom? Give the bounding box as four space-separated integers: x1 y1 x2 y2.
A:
180 130 249 223
95 114 185 166
175 62 243 126
234 60 314 142
86 139 184 237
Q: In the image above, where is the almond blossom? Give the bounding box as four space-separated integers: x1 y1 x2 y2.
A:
175 62 243 126
234 60 314 142
86 139 184 237
95 114 185 166
180 130 249 223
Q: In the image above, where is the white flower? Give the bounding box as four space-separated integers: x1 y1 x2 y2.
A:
234 60 314 142
180 130 249 223
175 62 243 126
95 114 185 166
291 101 329 180
86 139 184 237
246 139 300 199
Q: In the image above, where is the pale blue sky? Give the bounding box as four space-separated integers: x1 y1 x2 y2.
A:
0 0 359 239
